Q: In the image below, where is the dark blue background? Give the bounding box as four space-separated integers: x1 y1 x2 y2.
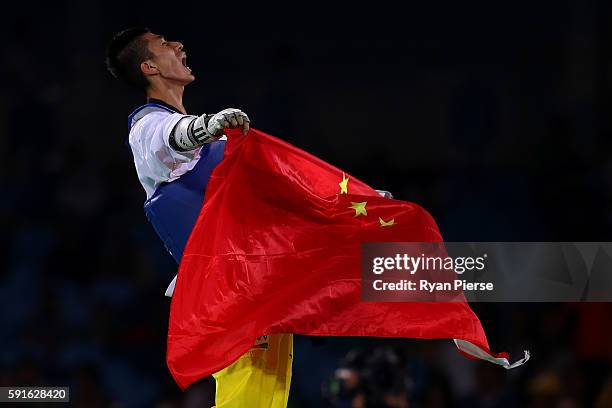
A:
1 1 611 406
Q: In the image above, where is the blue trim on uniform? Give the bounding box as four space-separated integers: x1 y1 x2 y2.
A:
127 103 178 131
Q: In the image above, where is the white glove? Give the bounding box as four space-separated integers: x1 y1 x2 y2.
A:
376 189 393 199
173 108 251 151
207 108 250 136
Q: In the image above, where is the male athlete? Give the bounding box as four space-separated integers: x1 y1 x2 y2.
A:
106 27 293 407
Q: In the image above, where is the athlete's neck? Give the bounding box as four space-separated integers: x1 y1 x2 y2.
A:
146 83 187 114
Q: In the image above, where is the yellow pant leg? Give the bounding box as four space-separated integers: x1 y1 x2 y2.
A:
212 333 293 408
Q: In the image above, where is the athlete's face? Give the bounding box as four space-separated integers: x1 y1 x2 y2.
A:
141 32 195 85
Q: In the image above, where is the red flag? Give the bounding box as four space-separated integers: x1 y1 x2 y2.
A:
167 128 528 389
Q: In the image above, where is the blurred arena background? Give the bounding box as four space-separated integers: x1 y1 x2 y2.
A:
1 1 612 406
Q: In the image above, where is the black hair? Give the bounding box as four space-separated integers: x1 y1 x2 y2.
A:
105 27 153 90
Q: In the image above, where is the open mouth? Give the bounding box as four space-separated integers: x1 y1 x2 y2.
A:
181 54 191 71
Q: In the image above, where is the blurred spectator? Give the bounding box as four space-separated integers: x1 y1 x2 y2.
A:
322 347 410 408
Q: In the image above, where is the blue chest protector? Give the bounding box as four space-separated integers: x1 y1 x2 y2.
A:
128 102 226 264
143 140 226 264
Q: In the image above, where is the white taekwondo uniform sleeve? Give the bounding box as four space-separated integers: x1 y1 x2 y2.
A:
128 110 203 199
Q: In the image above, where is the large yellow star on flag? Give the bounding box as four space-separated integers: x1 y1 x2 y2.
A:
379 217 395 227
349 201 367 217
339 172 349 194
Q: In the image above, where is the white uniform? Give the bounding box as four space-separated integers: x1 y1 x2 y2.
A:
128 104 201 198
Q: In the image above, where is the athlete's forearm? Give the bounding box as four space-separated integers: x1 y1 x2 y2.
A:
169 108 251 152
169 114 215 152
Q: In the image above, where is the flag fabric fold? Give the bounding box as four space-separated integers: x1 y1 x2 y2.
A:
167 128 528 390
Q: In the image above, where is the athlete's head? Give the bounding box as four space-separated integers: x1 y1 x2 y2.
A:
106 27 194 91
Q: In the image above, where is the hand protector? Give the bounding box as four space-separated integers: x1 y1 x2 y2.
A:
206 108 250 137
170 108 250 152
376 189 393 199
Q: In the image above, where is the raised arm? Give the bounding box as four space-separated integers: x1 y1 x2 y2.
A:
169 108 250 151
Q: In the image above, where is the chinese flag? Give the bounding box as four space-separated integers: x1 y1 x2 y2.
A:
167 129 528 389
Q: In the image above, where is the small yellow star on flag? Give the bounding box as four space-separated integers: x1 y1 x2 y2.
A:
349 201 367 217
379 217 395 227
339 172 349 194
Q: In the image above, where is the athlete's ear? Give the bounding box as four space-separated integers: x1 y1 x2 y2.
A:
141 60 159 76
